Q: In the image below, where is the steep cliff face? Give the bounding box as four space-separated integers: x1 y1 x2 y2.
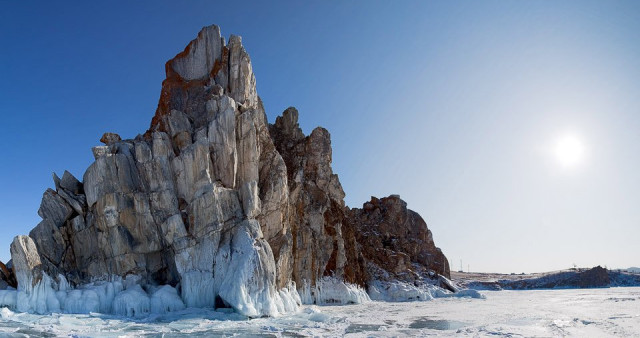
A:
270 107 369 288
2 25 449 316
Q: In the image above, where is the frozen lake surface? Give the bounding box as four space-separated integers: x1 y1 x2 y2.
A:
0 287 638 337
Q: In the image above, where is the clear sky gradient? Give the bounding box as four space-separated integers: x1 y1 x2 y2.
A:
1 1 638 273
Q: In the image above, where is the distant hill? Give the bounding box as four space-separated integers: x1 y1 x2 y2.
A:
454 266 640 290
626 267 640 273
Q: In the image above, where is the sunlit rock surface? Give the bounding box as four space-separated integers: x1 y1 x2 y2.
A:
7 24 450 317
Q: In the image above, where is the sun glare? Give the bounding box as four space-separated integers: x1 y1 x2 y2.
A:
554 134 584 167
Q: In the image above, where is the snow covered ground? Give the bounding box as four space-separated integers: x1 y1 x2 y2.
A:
0 287 638 336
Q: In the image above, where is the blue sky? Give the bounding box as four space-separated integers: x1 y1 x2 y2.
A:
1 1 639 272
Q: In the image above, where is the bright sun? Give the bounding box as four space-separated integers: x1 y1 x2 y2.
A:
554 134 584 167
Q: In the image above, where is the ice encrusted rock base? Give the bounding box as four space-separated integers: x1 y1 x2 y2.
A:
4 234 299 317
299 277 371 305
0 272 299 318
369 279 485 302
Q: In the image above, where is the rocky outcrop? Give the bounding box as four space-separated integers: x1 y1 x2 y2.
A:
10 237 43 289
348 195 450 281
8 24 449 317
270 107 368 287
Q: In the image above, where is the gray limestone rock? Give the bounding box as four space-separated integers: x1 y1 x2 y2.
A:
92 145 111 159
207 96 238 188
28 219 66 267
84 152 143 207
169 25 224 81
37 189 74 227
227 35 258 108
239 180 261 219
171 139 213 203
10 236 43 290
235 111 259 187
60 171 83 195
55 188 85 217
161 110 193 152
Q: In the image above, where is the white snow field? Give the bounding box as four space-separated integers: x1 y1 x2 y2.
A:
0 287 638 337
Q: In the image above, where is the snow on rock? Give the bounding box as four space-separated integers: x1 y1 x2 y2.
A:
368 279 485 301
300 277 371 305
446 289 485 299
368 280 436 302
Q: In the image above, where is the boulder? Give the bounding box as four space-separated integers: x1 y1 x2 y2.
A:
100 132 122 145
10 236 44 289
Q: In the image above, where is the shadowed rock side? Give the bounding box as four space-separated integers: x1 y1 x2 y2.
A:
4 24 450 316
0 261 16 289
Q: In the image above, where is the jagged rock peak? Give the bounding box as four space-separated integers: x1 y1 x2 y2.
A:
150 25 258 134
168 25 225 81
272 107 304 142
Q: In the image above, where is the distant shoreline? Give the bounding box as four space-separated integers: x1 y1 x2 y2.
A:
453 266 640 290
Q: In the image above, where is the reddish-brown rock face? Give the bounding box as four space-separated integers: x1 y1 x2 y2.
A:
347 195 450 280
270 107 369 287
0 260 16 289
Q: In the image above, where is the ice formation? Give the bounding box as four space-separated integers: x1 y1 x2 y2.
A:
0 268 192 317
0 289 16 310
369 279 485 301
299 277 371 305
368 280 436 302
150 285 187 314
2 233 299 318
174 220 301 317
